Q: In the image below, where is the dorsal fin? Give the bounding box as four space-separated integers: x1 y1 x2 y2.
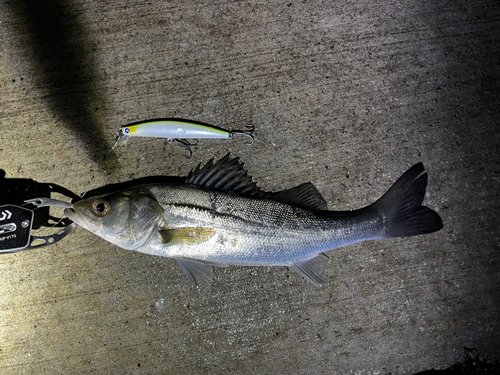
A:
185 154 262 197
271 182 328 211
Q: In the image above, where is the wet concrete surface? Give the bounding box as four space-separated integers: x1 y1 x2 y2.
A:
0 0 499 373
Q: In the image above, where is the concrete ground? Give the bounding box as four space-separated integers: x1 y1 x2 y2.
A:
1 0 499 374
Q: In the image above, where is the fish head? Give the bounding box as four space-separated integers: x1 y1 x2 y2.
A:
65 190 164 250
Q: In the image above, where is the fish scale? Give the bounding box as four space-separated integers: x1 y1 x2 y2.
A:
145 185 377 263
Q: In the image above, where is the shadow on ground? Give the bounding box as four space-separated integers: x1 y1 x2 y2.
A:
9 0 110 165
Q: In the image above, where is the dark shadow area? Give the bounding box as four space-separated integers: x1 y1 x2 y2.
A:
9 0 110 165
414 349 500 375
82 175 186 198
81 154 256 198
0 169 77 230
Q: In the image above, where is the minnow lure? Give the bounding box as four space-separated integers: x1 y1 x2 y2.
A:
111 119 255 158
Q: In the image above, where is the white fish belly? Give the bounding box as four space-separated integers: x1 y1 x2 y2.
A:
138 214 379 266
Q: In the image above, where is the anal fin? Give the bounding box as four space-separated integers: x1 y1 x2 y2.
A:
176 258 215 285
289 254 330 287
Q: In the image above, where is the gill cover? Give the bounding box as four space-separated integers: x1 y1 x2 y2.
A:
67 191 164 250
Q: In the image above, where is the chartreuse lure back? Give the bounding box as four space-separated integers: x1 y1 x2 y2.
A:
112 119 255 158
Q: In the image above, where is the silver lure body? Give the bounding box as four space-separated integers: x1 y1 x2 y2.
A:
111 120 255 158
66 155 442 286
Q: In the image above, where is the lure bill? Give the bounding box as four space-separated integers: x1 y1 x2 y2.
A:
112 119 255 158
65 155 443 287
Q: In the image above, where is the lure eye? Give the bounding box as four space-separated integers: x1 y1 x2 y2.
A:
92 199 111 217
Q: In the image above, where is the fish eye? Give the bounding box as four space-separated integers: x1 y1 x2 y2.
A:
92 199 111 217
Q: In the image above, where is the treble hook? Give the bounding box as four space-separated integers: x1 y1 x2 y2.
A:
229 124 255 145
105 131 125 161
169 138 199 159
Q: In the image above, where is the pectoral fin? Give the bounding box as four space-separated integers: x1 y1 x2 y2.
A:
176 258 215 285
289 254 330 287
159 227 216 245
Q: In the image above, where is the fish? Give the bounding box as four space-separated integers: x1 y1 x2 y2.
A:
65 155 443 286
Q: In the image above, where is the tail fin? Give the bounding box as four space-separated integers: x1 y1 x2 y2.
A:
372 163 443 238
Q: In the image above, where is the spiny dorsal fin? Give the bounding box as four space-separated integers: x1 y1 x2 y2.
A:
185 154 262 197
271 183 328 211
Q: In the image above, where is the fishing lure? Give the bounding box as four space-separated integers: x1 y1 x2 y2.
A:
111 119 255 158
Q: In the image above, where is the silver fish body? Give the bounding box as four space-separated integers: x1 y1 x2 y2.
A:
66 156 443 286
136 185 379 262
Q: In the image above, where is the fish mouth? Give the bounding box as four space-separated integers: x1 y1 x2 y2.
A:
65 208 100 233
